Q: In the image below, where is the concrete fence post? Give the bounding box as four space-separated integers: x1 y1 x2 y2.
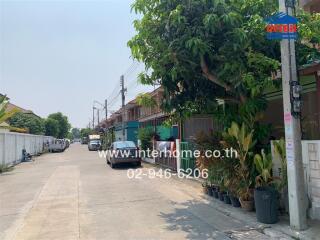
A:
176 139 181 172
14 134 17 164
1 133 6 165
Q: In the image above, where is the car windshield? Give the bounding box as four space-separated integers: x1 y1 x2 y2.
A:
114 141 136 149
90 140 101 144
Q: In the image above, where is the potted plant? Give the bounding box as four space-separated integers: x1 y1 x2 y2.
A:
218 190 225 201
254 149 279 224
227 177 241 207
223 192 232 204
230 194 241 208
216 171 226 201
195 132 222 199
207 185 214 196
238 184 254 211
213 186 219 198
201 181 209 195
221 172 232 205
273 138 288 213
206 163 222 199
221 122 256 211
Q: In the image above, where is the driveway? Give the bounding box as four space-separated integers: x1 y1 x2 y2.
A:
0 144 269 240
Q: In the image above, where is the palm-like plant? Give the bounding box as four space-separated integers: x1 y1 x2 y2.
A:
221 122 256 201
254 149 273 187
225 122 256 168
273 138 287 190
0 95 19 124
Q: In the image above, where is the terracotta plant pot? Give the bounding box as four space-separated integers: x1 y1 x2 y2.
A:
239 197 254 211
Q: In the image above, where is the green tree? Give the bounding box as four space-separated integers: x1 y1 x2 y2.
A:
71 128 81 139
47 112 71 139
129 0 320 127
80 128 93 138
9 112 45 135
136 93 157 108
44 118 59 137
67 131 73 140
137 128 153 150
0 95 19 124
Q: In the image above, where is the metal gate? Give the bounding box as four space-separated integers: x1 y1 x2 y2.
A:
180 142 196 172
155 156 177 171
154 141 177 171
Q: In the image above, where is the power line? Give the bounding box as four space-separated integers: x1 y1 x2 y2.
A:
124 61 140 77
104 61 142 114
107 85 120 102
105 61 139 103
108 92 121 107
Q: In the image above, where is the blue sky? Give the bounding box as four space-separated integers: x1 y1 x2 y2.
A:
0 0 153 128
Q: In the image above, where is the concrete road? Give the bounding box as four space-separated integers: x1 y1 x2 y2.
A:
0 144 268 240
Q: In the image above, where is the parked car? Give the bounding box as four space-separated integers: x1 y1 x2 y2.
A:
64 139 70 149
48 139 66 152
81 137 88 144
106 141 141 168
88 139 102 151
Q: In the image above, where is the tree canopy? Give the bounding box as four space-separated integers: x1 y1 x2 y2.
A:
0 95 19 124
47 112 71 139
129 0 320 125
9 112 45 135
80 128 93 139
45 118 59 138
71 128 81 139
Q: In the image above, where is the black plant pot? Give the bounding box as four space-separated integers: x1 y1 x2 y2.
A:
230 196 241 208
218 192 225 201
223 194 232 204
213 189 219 199
207 187 213 196
254 187 279 224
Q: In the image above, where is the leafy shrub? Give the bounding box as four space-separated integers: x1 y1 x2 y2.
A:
0 164 14 174
138 128 153 150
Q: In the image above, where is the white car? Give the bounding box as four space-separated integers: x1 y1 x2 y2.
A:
48 139 65 152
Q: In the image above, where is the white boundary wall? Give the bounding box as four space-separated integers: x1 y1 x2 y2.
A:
0 132 54 166
272 140 320 220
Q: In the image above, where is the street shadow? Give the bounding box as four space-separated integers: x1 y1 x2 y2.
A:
159 199 253 240
110 162 142 170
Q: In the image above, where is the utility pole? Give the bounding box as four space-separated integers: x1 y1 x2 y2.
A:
92 106 95 129
97 109 100 126
120 75 127 141
279 0 307 230
105 99 108 119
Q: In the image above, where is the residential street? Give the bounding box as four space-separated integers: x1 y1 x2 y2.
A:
0 143 277 240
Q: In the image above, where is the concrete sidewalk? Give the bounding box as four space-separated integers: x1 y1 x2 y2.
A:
154 163 320 240
1 144 319 240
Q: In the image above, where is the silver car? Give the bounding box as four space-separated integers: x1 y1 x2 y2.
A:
106 141 141 168
88 139 102 151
